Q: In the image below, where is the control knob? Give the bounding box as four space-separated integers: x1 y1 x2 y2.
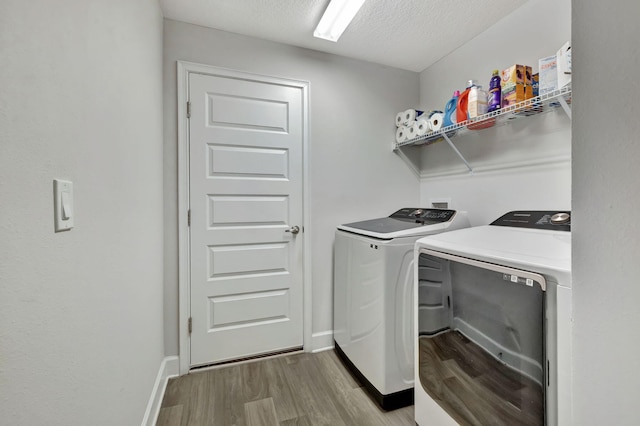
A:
550 212 570 225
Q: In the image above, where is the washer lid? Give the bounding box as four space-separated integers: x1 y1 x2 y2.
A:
338 208 466 240
340 217 424 234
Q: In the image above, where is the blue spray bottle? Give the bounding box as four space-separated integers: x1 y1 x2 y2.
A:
443 90 460 127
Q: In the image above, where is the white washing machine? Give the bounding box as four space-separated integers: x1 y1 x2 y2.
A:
334 208 469 410
414 211 572 426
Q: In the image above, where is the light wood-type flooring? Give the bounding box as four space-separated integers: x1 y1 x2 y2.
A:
418 331 543 426
158 349 415 426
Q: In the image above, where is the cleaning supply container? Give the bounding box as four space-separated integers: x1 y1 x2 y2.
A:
456 80 474 124
467 81 495 130
468 84 488 119
488 69 502 113
442 90 460 127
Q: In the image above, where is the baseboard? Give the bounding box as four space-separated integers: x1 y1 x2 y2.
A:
141 356 179 426
311 330 334 353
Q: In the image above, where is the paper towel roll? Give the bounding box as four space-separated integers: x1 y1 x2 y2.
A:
395 111 405 128
403 109 424 125
415 118 431 136
395 126 409 143
429 113 444 131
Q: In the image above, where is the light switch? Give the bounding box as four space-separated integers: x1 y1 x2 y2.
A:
61 191 72 220
54 179 73 232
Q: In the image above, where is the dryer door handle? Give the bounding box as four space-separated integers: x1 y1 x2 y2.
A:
420 248 547 291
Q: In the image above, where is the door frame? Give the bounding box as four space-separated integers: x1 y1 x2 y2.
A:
176 61 312 375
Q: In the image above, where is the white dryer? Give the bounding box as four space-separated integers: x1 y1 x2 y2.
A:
334 208 469 410
414 211 572 426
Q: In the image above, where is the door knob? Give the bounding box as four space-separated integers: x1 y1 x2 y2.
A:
285 225 300 235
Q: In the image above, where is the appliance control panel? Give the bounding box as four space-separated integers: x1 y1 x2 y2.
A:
491 210 571 231
390 208 456 224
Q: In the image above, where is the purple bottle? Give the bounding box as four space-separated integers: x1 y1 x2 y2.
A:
488 69 501 113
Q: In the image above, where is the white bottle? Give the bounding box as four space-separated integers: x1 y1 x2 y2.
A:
468 84 488 119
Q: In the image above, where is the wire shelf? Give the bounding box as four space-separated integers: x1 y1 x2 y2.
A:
394 84 572 150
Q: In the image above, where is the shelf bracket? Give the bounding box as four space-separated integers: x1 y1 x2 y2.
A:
558 96 572 120
393 146 421 178
442 132 474 174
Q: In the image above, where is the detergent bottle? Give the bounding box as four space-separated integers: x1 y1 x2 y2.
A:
456 80 475 123
442 90 460 127
468 84 488 119
467 79 496 130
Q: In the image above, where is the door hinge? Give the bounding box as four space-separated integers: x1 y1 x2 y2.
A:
187 209 191 227
188 317 192 334
186 101 191 119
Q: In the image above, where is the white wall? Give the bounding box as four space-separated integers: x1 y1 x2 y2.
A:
0 1 165 425
163 20 420 355
417 0 571 224
572 1 640 423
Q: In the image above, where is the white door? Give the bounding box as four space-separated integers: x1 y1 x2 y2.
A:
188 71 305 367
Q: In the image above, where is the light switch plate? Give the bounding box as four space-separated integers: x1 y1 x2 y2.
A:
54 179 73 232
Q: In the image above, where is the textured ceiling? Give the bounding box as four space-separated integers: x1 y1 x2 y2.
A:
160 0 528 72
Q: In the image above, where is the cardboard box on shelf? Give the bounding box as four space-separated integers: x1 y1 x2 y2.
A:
557 41 572 88
539 55 558 95
525 84 533 100
501 64 525 87
502 83 527 107
524 66 533 86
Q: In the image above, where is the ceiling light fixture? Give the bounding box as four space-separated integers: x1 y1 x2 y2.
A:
313 0 367 42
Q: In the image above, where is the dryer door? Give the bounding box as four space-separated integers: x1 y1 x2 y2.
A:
417 250 546 426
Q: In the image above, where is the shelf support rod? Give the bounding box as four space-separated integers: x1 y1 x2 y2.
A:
441 132 474 174
558 96 572 120
392 146 421 178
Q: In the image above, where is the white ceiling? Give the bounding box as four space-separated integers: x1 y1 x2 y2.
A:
160 0 528 72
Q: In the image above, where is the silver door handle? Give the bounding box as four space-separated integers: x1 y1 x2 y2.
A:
285 225 300 235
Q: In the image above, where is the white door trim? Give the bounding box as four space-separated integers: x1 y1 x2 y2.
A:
177 61 312 375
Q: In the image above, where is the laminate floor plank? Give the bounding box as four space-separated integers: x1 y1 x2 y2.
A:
162 375 194 408
241 359 270 402
161 350 415 426
215 364 247 426
343 387 389 426
311 350 391 425
244 397 279 426
278 414 312 426
312 352 384 425
383 405 415 425
156 404 183 426
184 369 210 426
278 353 349 425
162 378 192 426
202 369 221 425
304 352 364 424
314 350 360 390
263 357 299 423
